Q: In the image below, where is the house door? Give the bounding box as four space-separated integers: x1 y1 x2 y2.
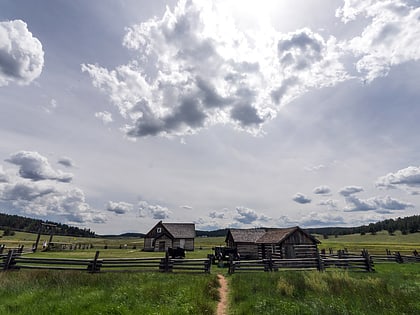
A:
158 241 166 251
179 239 185 249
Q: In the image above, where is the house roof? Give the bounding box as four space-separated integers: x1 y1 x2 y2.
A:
227 226 320 244
162 223 196 238
227 228 267 243
255 227 298 244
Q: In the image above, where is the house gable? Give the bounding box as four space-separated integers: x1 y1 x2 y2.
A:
143 221 195 252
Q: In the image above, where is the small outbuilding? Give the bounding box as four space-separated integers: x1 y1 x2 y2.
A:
143 221 195 252
225 226 320 259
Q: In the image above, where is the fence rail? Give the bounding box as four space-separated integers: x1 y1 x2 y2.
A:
1 250 211 273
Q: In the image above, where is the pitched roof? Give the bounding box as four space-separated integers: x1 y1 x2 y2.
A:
162 223 196 238
228 228 267 243
255 227 297 244
227 226 320 244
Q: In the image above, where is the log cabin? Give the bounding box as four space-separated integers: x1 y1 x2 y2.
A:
143 221 195 252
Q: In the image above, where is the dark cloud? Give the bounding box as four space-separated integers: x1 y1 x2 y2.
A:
292 193 311 204
128 97 207 137
230 104 263 126
277 29 324 71
57 157 74 168
0 20 44 86
6 151 73 183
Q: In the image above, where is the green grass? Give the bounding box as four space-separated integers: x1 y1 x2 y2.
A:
0 271 219 315
318 230 420 254
228 263 420 315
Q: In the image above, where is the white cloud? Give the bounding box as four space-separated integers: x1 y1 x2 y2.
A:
0 152 105 225
318 199 338 209
344 195 413 212
6 151 73 183
106 201 133 215
138 200 171 219
0 165 8 183
337 0 420 82
313 185 331 195
299 211 346 227
339 185 364 196
0 180 106 224
292 192 311 204
83 0 347 138
209 211 225 219
376 166 420 189
0 20 44 86
95 111 113 124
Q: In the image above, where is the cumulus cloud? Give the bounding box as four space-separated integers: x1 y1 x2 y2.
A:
0 20 44 86
337 0 420 82
57 156 74 168
0 180 106 224
292 193 311 204
0 152 105 224
106 201 133 215
234 206 270 224
313 185 331 195
339 185 364 196
209 211 225 219
299 211 346 227
376 166 420 189
138 200 171 219
83 0 347 138
6 151 73 182
95 111 113 124
318 199 338 209
344 195 413 212
0 165 8 183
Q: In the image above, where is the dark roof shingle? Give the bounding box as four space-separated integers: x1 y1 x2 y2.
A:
163 223 195 238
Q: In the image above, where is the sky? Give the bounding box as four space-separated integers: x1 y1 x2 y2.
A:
1 0 420 235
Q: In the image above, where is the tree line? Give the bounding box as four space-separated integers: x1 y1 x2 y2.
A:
0 212 96 238
196 215 420 237
305 215 419 236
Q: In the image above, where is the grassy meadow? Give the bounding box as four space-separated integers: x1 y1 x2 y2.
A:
1 230 419 314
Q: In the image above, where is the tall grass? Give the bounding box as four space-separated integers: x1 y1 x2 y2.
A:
0 271 219 315
228 264 420 315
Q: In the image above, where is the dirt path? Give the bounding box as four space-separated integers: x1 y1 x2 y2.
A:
217 274 228 315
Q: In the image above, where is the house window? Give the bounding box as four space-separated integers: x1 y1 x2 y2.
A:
157 227 162 233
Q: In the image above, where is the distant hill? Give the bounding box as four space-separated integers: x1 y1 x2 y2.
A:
100 232 145 238
0 212 96 238
197 215 420 237
2 211 418 239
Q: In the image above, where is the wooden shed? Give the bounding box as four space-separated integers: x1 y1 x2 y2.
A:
143 221 195 252
226 226 320 259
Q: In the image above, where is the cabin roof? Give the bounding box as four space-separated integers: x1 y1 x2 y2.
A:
161 222 196 238
227 228 267 243
255 227 298 244
227 226 320 244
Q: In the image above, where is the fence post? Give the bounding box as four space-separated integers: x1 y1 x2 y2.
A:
88 251 101 273
3 250 15 271
362 250 374 272
316 248 325 271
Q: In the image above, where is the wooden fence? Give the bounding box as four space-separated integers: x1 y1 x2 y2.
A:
1 250 211 274
229 250 374 274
